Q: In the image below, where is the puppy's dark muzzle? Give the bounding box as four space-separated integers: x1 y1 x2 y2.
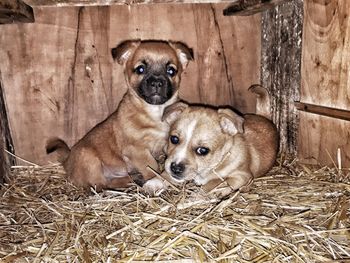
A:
137 74 173 105
170 162 185 179
147 76 166 93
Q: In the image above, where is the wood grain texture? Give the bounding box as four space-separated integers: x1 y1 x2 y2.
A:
298 112 350 167
0 4 260 164
261 0 303 155
295 102 350 122
0 0 34 24
301 0 350 110
25 0 238 6
299 0 350 167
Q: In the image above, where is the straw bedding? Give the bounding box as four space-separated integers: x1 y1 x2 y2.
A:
0 158 349 262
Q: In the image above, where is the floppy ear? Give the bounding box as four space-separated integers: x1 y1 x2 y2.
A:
169 41 194 70
111 39 141 65
218 108 244 136
162 101 188 125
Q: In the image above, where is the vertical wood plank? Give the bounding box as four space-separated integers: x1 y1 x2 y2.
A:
301 0 350 109
261 0 303 155
298 112 350 166
298 0 350 167
0 4 261 164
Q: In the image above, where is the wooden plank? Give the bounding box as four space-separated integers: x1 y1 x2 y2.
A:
0 0 34 24
0 4 261 164
223 0 291 16
298 112 350 167
261 0 303 155
25 0 238 7
295 102 350 122
301 0 350 110
299 0 350 167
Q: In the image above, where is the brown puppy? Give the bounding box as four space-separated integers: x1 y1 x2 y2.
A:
46 40 193 191
157 86 278 197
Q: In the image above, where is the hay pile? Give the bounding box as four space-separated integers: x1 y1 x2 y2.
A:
0 158 349 262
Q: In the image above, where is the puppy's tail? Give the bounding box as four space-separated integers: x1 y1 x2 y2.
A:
46 138 70 163
249 84 271 119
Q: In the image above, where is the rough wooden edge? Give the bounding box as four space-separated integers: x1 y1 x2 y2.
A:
0 71 15 184
0 137 7 185
223 0 292 16
261 0 303 156
295 102 350 122
23 0 237 7
0 0 35 24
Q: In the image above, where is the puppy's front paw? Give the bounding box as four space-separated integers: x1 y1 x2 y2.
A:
129 171 145 187
209 186 233 199
142 177 168 196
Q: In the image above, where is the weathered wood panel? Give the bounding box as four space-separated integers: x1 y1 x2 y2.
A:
0 0 34 24
0 4 261 164
25 0 236 6
301 0 350 109
261 0 303 155
298 112 350 167
299 0 350 167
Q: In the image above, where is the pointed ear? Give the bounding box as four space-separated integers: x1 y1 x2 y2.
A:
169 41 194 70
162 102 188 125
111 39 141 65
218 108 244 136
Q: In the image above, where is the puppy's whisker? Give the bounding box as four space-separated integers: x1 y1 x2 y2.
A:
146 166 181 192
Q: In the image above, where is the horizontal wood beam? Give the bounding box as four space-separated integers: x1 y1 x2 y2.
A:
223 0 292 16
0 0 34 24
23 0 236 7
295 102 350 122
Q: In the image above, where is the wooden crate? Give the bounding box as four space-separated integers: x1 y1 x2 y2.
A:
1 0 349 181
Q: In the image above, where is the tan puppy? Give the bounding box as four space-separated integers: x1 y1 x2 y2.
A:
159 86 278 196
46 39 193 191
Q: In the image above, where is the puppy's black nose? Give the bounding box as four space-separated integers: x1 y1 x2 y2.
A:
170 162 185 176
148 76 166 91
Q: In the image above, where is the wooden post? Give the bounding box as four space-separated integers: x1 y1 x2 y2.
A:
0 72 15 184
261 0 303 156
0 0 34 24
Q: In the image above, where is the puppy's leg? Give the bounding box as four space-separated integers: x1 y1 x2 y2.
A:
123 148 160 181
66 148 107 191
142 170 179 195
202 171 253 199
225 171 253 191
107 176 134 189
68 148 133 191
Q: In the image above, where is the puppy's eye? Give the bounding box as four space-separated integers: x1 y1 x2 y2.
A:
195 147 210 156
167 66 177 77
134 65 146 75
170 135 179 145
